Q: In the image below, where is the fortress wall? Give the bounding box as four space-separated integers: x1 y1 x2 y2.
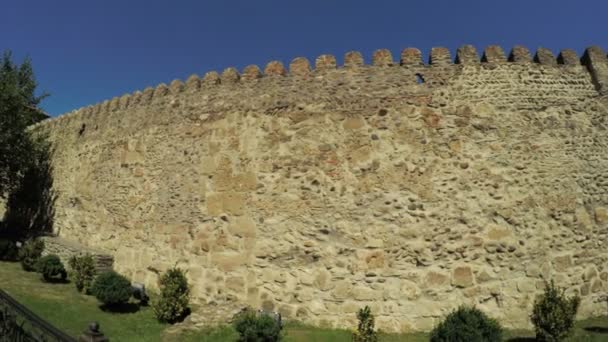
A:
29 45 608 331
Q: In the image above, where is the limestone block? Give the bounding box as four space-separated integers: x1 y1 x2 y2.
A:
424 270 449 288
206 191 246 216
452 266 474 288
228 216 257 238
594 207 608 224
552 254 573 272
351 286 382 301
313 269 334 291
210 252 248 272
517 278 537 293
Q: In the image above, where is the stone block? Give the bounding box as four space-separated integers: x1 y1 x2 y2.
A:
552 254 573 272
210 252 248 272
452 266 474 288
424 270 449 287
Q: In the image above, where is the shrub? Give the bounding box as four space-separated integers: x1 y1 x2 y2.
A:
430 306 503 342
152 267 190 323
90 271 132 307
0 239 19 261
18 239 44 271
69 254 96 293
352 306 378 342
36 254 67 282
531 280 580 342
233 308 283 342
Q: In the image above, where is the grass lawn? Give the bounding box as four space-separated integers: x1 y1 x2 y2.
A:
1 260 607 341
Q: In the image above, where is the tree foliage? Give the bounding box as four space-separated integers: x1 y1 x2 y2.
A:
0 50 53 237
0 50 48 200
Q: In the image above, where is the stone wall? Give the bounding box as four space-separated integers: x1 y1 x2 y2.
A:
40 237 113 273
30 45 608 332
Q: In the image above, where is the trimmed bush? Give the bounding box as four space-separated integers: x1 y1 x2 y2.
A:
430 306 503 342
90 271 132 307
233 308 282 342
69 254 96 293
18 239 44 271
0 239 19 261
531 280 580 342
152 267 190 323
36 254 67 282
352 306 378 342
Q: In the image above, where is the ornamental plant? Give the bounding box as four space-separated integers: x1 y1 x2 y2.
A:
430 306 503 342
68 253 96 293
36 254 67 282
531 280 580 342
352 306 378 342
152 267 190 323
18 239 44 271
233 308 283 342
90 271 132 307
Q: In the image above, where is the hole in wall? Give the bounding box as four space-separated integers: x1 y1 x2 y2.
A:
415 73 425 84
78 123 86 136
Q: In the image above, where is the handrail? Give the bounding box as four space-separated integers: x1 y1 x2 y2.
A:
0 288 77 342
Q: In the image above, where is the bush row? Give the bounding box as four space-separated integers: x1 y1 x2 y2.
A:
6 238 190 324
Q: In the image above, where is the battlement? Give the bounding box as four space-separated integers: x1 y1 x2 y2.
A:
31 44 607 131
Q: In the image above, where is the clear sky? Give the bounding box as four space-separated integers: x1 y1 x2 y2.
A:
3 0 607 116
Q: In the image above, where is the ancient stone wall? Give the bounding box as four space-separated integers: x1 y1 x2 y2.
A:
40 237 114 273
29 45 608 332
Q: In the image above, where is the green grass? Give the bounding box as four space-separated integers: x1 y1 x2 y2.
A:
1 260 607 341
0 261 167 341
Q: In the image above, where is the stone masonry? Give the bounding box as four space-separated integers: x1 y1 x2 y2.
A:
23 45 608 332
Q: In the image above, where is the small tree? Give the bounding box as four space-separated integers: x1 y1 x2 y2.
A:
233 308 283 342
68 254 96 293
18 239 44 271
352 306 378 342
430 306 502 342
531 280 580 342
36 254 66 282
152 267 190 323
90 271 132 308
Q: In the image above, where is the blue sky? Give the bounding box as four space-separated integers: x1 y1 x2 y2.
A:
3 0 607 116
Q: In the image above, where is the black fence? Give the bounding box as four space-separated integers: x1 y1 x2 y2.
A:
0 289 76 342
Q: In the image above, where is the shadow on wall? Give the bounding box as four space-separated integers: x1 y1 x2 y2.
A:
1 132 56 239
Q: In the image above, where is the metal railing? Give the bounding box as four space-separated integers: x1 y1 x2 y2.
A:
0 289 76 342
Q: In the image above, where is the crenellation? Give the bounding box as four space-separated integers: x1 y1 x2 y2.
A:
242 65 262 81
558 49 579 65
400 47 423 66
152 83 169 99
455 45 479 65
100 99 111 114
534 47 557 65
582 46 608 95
130 91 143 107
169 79 184 93
221 67 240 84
508 45 532 63
482 45 507 63
315 54 337 71
202 71 221 86
372 49 393 66
109 97 120 112
141 86 155 103
289 57 312 77
429 47 451 65
119 94 131 110
185 74 201 91
344 51 364 68
264 60 287 76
